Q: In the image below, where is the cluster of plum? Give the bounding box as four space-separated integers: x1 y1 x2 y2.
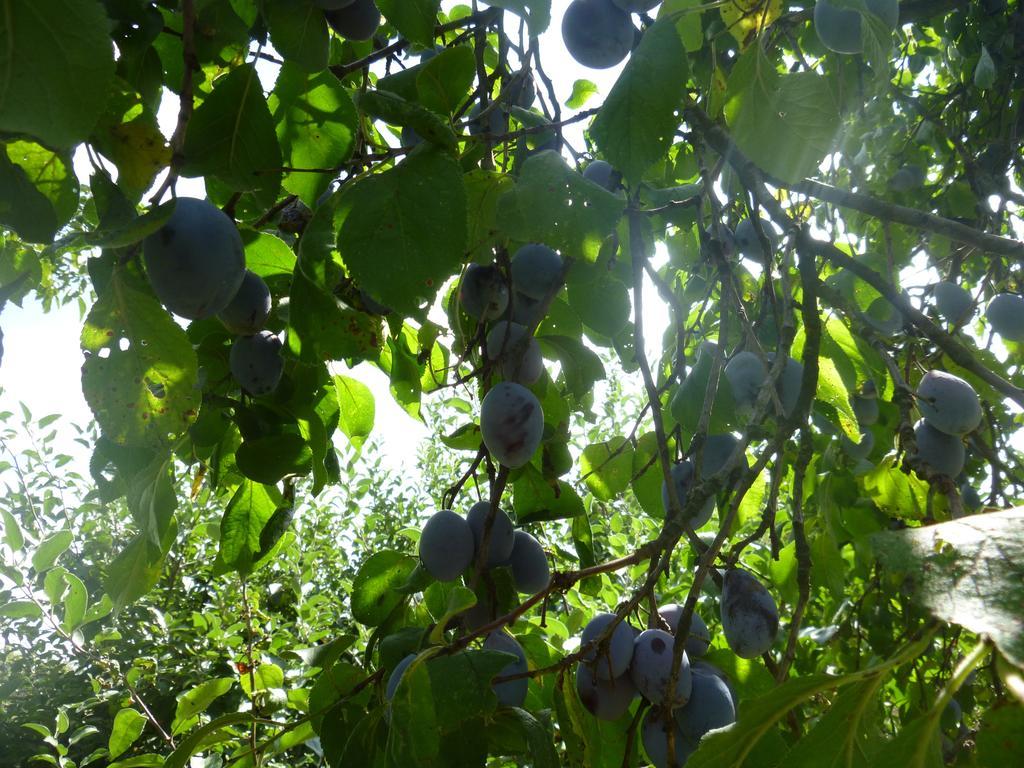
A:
911 370 982 480
314 0 380 42
932 280 1024 342
814 0 900 55
143 197 282 396
572 570 778 767
418 501 550 593
463 243 566 469
561 0 659 69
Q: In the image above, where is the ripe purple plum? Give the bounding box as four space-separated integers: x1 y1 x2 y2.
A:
581 612 635 680
218 270 271 335
465 500 516 567
674 666 737 742
916 370 982 436
987 293 1024 341
230 331 284 396
575 665 637 720
510 243 564 301
486 321 544 385
913 419 966 477
724 350 767 409
143 197 245 320
562 0 636 69
933 281 973 324
508 530 550 594
720 569 779 659
630 629 692 706
661 460 715 529
323 0 380 41
484 631 528 707
418 510 474 582
641 708 697 768
658 604 711 657
460 263 509 320
480 382 544 468
582 159 620 191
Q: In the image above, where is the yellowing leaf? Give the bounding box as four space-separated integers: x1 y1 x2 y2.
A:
720 0 783 48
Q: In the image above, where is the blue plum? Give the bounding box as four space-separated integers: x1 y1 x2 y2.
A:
986 293 1024 341
143 197 245 320
486 321 544 385
218 270 271 335
466 500 516 567
933 281 973 325
581 612 635 680
460 262 509 320
674 666 736 742
630 629 692 706
562 0 636 69
323 0 380 41
641 709 697 768
661 460 715 529
480 382 544 468
508 530 550 594
913 419 965 477
484 631 528 707
229 331 284 396
418 509 474 582
510 243 563 301
658 604 711 657
576 665 637 720
916 370 982 436
724 351 767 409
720 569 778 659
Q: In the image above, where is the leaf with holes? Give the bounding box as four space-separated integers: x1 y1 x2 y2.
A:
81 270 200 449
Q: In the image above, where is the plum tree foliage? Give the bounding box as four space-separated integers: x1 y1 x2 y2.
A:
3 1 1024 767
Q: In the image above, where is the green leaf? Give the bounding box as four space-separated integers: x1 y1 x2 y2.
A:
172 678 235 735
265 0 328 72
59 570 88 633
1 507 24 550
108 755 163 768
975 706 1024 764
580 438 634 501
105 519 178 611
81 269 200 449
236 434 313 484
482 0 551 34
351 550 417 627
500 708 559 768
219 481 278 575
0 0 115 148
270 64 358 206
869 711 943 768
567 272 631 338
463 169 515 259
416 46 476 116
858 457 934 521
336 148 467 314
497 150 625 263
335 375 375 449
108 709 147 760
357 90 457 150
240 230 297 279
31 530 73 572
871 508 1024 668
724 45 843 185
376 0 440 48
239 662 284 695
5 141 79 227
182 64 282 198
513 464 585 523
591 19 689 184
974 46 996 90
0 600 43 619
287 269 383 363
815 356 858 440
564 79 598 109
427 585 477 644
0 151 58 243
780 676 883 768
163 713 252 768
538 335 606 400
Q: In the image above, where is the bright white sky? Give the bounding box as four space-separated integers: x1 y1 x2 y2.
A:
0 1 665 473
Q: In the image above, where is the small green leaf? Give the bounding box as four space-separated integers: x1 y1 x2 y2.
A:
974 45 996 90
172 678 235 735
335 375 375 449
218 481 278 575
564 79 598 109
428 586 477 644
580 438 634 501
32 530 73 572
108 708 147 760
416 46 476 116
376 0 440 48
236 434 313 484
0 600 43 619
351 550 417 627
265 0 329 72
0 151 58 243
163 713 252 768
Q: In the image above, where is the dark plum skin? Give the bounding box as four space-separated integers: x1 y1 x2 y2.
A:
385 653 416 701
658 604 711 657
674 666 737 742
480 382 544 468
510 243 563 301
486 321 544 385
933 281 973 325
916 370 982 436
913 419 965 477
733 217 776 260
641 708 697 768
323 0 380 41
484 631 528 707
629 629 692 706
576 665 636 720
986 293 1024 341
720 569 779 659
218 270 271 335
581 612 635 680
508 530 550 594
582 159 620 191
418 509 474 582
314 0 355 8
562 0 636 69
143 197 245 320
460 262 509 320
700 434 744 478
724 351 767 409
229 331 284 396
661 460 715 529
612 0 661 11
466 500 516 567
